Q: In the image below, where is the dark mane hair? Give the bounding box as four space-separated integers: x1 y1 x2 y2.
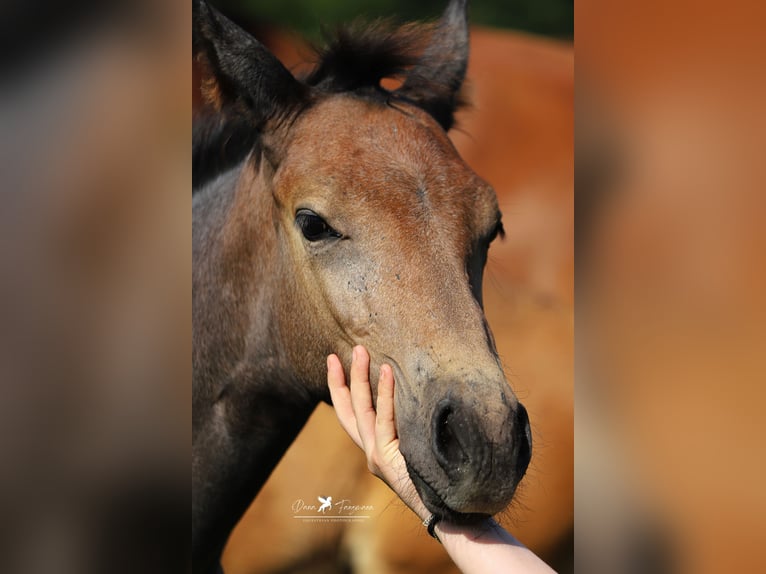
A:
193 17 466 191
193 114 256 192
304 20 428 93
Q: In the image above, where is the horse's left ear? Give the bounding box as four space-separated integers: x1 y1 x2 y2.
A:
193 0 307 129
396 0 469 131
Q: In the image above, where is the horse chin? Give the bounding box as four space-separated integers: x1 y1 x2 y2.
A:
405 460 490 525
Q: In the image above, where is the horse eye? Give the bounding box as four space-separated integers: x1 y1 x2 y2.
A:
295 209 341 242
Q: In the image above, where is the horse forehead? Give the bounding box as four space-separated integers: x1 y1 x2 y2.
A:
292 96 462 171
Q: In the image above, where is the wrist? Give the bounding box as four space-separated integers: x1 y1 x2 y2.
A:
380 472 431 522
434 516 513 544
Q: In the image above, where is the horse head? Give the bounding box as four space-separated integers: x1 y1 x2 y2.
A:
194 0 530 527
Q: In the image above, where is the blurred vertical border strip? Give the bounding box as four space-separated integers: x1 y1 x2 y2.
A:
0 0 190 573
576 0 766 573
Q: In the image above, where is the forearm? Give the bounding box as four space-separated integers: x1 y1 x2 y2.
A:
434 518 557 574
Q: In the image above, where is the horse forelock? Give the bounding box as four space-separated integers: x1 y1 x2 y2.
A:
305 20 424 92
304 20 468 113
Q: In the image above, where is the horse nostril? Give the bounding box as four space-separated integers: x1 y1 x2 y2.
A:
430 399 531 485
432 400 469 471
514 404 532 477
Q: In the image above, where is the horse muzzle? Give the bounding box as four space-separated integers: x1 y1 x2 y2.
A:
401 394 532 520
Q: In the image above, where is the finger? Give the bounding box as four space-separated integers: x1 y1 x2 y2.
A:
375 364 398 446
349 346 376 450
327 354 362 447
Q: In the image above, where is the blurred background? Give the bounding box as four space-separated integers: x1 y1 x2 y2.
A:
213 0 573 40
576 1 766 573
0 1 190 573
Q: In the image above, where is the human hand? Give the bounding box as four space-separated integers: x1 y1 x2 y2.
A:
327 347 557 572
326 345 430 521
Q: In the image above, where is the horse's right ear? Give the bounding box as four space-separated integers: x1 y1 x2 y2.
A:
193 0 307 128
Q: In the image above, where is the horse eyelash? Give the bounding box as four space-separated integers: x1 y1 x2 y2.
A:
487 221 505 244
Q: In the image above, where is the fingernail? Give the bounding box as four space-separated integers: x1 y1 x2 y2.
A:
352 347 358 361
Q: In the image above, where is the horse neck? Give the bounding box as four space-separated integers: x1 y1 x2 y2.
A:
192 161 316 571
192 159 320 400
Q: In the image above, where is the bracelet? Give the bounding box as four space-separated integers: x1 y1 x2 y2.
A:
423 514 442 542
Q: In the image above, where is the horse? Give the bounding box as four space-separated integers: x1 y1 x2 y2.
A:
192 1 533 572
217 24 574 574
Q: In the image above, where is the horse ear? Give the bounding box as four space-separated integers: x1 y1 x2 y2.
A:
396 0 469 131
193 0 307 128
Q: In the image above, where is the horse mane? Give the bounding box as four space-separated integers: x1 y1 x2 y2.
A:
193 113 257 193
193 18 466 191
